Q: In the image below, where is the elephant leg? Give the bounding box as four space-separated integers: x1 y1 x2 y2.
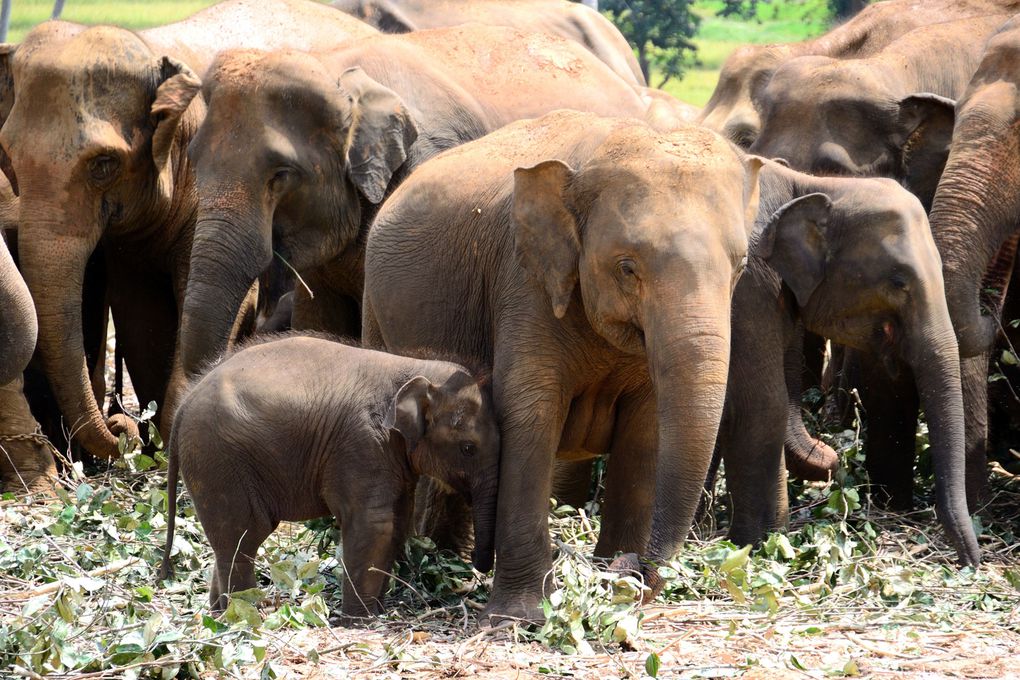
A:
723 344 788 547
551 458 596 509
483 362 568 623
82 246 108 409
336 493 412 618
291 267 361 339
962 352 990 511
0 375 57 495
595 389 656 557
360 293 385 350
783 326 839 481
855 351 919 510
106 267 177 418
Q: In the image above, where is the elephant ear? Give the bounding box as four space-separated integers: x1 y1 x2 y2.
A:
385 375 435 454
742 155 765 236
0 43 18 195
513 159 580 319
896 93 956 209
150 56 202 198
758 192 832 307
339 67 418 205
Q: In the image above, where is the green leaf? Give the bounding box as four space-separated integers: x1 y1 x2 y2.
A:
224 597 263 628
133 454 156 472
75 482 93 503
645 651 661 678
1002 350 1018 366
720 545 751 575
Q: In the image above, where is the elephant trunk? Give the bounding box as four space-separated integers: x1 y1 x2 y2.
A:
0 236 36 385
18 222 120 458
469 471 498 573
178 215 271 379
930 144 1020 358
906 307 981 566
643 303 731 564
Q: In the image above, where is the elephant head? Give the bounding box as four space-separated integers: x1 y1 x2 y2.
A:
179 49 417 379
699 43 793 149
929 21 1020 358
749 56 955 209
0 24 203 458
513 123 762 569
385 368 500 571
760 176 979 565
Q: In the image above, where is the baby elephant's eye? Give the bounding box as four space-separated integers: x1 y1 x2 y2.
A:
460 442 477 457
617 259 638 278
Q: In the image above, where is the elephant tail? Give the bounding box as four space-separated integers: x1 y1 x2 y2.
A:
158 426 181 582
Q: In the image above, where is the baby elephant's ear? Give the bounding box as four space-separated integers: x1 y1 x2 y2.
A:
385 375 434 452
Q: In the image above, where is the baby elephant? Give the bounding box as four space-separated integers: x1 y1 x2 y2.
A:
160 335 500 617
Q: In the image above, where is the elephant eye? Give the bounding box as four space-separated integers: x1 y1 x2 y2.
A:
88 155 120 185
617 259 638 278
460 442 477 457
269 167 297 190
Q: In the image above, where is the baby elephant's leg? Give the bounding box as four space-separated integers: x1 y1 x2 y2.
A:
198 494 277 612
335 496 412 618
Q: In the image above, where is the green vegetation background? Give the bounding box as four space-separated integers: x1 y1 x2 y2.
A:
6 0 834 105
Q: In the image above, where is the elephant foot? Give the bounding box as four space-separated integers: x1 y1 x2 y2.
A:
0 436 59 498
609 553 664 604
784 437 839 482
479 591 544 627
106 414 141 452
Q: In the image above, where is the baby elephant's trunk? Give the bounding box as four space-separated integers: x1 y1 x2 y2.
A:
470 475 498 573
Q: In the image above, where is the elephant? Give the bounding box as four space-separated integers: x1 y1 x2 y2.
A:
0 0 376 460
745 12 1009 508
719 159 980 567
700 0 1018 148
640 87 701 133
361 110 760 621
174 24 646 415
927 16 1020 505
329 0 645 87
160 334 500 618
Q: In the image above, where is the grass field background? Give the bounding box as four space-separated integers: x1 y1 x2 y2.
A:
6 0 837 105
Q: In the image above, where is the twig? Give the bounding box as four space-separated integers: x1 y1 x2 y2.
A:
6 557 142 600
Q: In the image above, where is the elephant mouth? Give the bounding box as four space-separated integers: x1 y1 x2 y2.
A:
978 233 1019 322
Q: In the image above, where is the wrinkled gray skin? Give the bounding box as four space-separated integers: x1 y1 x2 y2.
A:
747 12 1008 510
701 0 1020 148
0 0 376 460
722 160 980 567
175 26 645 421
161 336 500 618
363 111 759 622
928 16 1020 505
330 0 645 86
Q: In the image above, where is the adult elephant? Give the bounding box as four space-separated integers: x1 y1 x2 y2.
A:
362 110 761 621
174 25 646 400
701 0 1018 148
746 13 1008 508
720 159 979 567
927 16 1020 505
329 0 645 87
0 0 376 460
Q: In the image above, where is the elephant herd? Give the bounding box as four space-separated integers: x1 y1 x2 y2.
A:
0 0 1016 624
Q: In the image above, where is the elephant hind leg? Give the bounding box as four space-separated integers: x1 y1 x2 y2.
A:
0 376 57 496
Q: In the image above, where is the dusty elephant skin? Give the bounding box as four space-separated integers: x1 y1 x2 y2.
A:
174 24 646 418
161 336 500 619
700 0 1019 148
721 160 980 567
330 0 645 87
0 0 376 461
0 229 34 387
363 111 760 622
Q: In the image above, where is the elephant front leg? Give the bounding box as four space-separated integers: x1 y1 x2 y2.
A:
337 499 410 620
596 389 656 557
483 373 567 625
961 352 990 511
0 375 57 496
855 352 920 509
